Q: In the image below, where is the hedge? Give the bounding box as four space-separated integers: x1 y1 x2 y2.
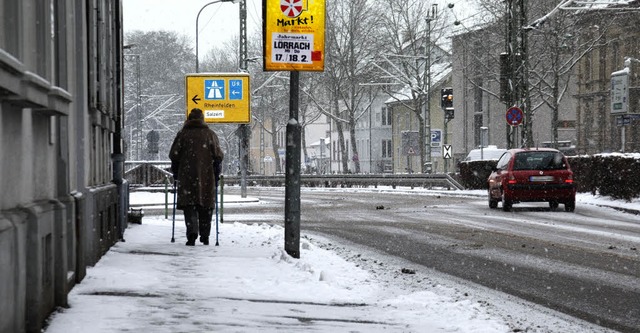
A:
458 154 640 201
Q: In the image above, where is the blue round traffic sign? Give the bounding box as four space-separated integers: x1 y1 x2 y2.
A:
506 107 523 126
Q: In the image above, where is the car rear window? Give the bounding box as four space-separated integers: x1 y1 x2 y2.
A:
512 151 566 171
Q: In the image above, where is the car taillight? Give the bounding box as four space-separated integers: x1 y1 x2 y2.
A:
564 174 574 184
507 174 517 184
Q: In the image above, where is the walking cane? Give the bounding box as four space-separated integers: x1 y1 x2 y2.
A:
215 179 219 246
171 180 177 243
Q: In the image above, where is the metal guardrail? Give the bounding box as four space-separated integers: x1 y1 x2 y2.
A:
223 173 465 190
124 161 172 187
123 161 465 190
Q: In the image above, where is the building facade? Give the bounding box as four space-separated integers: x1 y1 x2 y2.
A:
386 71 452 174
450 18 577 164
355 92 394 174
0 1 126 332
574 5 640 154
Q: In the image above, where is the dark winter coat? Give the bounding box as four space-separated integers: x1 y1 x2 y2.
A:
169 119 224 209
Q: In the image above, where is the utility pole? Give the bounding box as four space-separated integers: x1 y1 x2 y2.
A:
502 0 530 148
423 4 437 173
238 0 249 198
520 0 532 147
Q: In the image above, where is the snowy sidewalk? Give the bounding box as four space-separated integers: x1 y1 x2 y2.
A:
43 217 506 332
43 191 619 333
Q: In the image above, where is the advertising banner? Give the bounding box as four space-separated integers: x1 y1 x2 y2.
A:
263 0 325 71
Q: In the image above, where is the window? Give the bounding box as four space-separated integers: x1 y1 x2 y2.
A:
2 1 20 56
54 0 68 88
332 141 337 161
381 107 392 126
382 139 392 158
513 152 566 171
35 0 55 78
496 152 511 170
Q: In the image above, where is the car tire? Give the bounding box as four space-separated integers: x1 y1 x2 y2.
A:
488 190 498 208
564 200 575 212
549 201 559 210
501 191 512 212
489 197 498 209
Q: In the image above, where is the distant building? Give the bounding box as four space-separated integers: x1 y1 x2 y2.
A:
450 11 577 163
385 65 452 174
355 92 393 173
574 3 640 154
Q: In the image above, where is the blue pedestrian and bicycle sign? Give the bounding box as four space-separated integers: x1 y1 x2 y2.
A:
506 106 523 126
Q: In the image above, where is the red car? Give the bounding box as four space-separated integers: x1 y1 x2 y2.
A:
488 148 576 212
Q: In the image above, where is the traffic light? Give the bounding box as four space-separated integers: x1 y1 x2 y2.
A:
441 88 453 108
445 108 454 120
499 53 511 103
441 88 454 120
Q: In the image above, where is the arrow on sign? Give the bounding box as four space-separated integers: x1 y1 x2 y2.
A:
192 95 201 104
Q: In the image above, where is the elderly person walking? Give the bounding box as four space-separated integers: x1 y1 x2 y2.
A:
169 108 224 246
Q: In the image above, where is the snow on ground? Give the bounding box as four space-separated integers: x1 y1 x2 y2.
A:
44 189 632 333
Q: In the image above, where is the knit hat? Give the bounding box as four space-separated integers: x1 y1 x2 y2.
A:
188 108 204 120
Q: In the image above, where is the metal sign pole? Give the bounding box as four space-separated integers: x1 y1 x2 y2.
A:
284 71 301 258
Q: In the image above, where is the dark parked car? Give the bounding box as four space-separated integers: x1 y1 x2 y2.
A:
488 148 576 212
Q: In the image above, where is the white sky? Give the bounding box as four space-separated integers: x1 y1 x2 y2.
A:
122 0 481 59
122 0 264 56
43 188 635 332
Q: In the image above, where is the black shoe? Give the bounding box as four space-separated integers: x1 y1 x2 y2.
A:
200 236 209 245
186 234 197 246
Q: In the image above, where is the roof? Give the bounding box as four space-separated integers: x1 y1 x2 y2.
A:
464 147 507 161
507 147 564 154
385 63 452 104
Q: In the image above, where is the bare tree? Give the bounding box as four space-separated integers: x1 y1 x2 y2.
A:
201 40 239 73
526 4 610 148
373 0 451 173
297 73 326 173
323 0 384 173
123 30 195 160
448 0 611 150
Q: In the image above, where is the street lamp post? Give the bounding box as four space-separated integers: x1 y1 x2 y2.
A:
423 4 437 174
195 0 236 73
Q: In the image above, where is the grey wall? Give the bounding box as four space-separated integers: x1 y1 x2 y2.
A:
0 0 125 332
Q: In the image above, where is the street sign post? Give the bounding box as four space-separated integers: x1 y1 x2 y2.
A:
184 73 251 123
611 68 629 114
431 129 442 148
401 131 420 156
506 106 523 126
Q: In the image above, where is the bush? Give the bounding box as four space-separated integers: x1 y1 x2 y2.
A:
458 160 498 190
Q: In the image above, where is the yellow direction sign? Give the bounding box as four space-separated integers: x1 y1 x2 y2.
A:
184 73 251 124
263 0 325 71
